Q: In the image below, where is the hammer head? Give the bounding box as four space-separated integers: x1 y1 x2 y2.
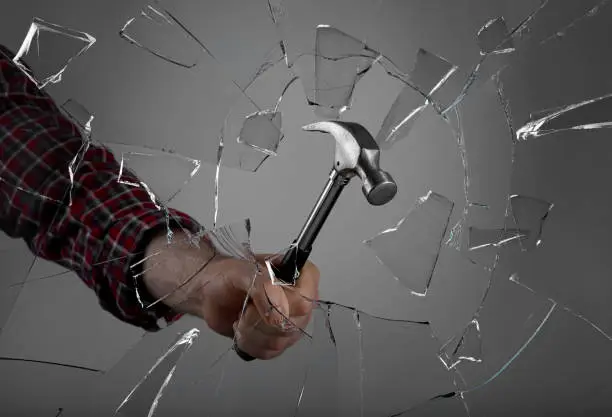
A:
303 121 397 205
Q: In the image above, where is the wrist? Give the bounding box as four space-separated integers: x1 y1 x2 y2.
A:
141 228 218 315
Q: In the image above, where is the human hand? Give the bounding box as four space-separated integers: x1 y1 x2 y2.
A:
200 254 320 360
142 231 320 360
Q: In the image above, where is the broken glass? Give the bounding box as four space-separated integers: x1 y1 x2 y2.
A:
477 17 515 55
516 93 612 140
364 191 454 296
119 5 203 69
376 49 456 149
13 17 96 88
114 328 199 417
3 0 612 415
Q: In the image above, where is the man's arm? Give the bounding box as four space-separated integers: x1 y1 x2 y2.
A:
0 44 202 331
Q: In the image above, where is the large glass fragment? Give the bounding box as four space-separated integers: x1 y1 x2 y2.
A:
119 5 203 69
376 49 456 148
439 318 482 370
13 17 96 88
310 26 378 118
477 17 515 55
364 191 454 295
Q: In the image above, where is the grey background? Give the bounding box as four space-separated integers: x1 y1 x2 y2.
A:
1 0 611 416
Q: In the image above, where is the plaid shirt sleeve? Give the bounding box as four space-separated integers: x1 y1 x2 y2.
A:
0 44 204 331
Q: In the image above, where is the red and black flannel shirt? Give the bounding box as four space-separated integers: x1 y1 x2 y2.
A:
0 44 203 331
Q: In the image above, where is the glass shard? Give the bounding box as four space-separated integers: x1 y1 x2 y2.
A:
293 304 339 416
375 48 456 148
477 17 515 55
60 99 94 138
109 144 201 205
452 255 558 391
13 17 96 88
157 0 286 90
468 227 527 251
115 329 199 417
516 93 612 140
237 110 283 156
388 392 469 417
439 319 482 370
508 194 553 250
119 5 203 68
364 191 454 295
311 25 378 118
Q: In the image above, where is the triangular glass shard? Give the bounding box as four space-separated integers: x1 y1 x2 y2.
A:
364 192 454 295
516 93 612 140
115 329 200 416
119 4 203 68
477 17 515 55
13 17 96 88
103 143 201 206
376 49 456 148
439 319 483 369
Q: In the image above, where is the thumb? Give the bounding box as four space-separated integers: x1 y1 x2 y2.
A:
253 267 290 328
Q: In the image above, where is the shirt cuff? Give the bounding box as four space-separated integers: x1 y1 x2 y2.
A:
96 204 204 331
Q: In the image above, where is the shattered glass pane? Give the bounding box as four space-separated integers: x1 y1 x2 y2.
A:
3 0 612 415
477 17 515 55
119 5 203 69
364 191 454 295
13 17 96 88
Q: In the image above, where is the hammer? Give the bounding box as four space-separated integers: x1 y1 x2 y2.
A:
236 120 397 361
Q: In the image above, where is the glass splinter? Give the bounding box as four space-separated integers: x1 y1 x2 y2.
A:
439 319 483 370
13 17 96 89
376 49 456 148
115 329 200 417
508 194 554 250
364 191 454 295
477 17 515 55
61 99 94 138
119 5 202 68
468 227 529 251
237 110 283 156
311 25 378 117
516 93 612 140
